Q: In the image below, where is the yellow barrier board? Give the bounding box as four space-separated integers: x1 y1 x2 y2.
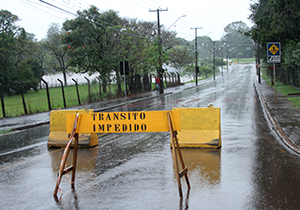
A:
66 110 181 134
53 107 220 148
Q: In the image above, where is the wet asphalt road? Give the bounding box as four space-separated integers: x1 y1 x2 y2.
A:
1 64 300 209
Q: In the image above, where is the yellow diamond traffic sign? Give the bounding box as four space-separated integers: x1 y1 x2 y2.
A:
267 42 281 63
269 44 279 55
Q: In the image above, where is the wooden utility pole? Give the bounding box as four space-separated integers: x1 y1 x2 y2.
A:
213 41 216 81
149 8 168 94
191 27 202 86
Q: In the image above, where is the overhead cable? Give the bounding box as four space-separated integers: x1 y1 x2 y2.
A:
38 0 150 40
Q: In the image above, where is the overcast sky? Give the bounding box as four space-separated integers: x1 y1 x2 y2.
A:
1 0 253 41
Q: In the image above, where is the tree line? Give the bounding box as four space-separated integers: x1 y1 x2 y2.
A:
250 0 300 87
0 5 253 96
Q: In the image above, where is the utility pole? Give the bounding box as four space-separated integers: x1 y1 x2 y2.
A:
226 44 229 72
257 42 261 83
213 41 216 81
191 27 202 85
220 46 223 76
150 8 168 94
236 44 239 61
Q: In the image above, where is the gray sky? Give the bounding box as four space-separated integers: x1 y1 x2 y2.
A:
1 0 253 41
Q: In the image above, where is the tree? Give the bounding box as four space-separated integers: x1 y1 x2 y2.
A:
63 6 122 93
0 10 41 95
14 29 42 92
119 18 157 93
168 45 193 70
221 21 253 59
249 0 300 87
45 23 69 86
200 64 211 78
195 36 213 60
0 10 19 94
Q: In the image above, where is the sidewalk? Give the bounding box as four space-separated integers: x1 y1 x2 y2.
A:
254 77 300 153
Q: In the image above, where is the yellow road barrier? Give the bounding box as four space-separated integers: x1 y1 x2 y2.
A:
48 109 98 147
173 107 221 148
63 107 221 149
52 107 221 199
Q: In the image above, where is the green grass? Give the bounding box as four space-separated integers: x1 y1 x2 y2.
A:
0 83 120 118
276 84 300 96
231 57 255 63
288 97 300 108
0 79 181 118
0 128 13 135
261 68 300 108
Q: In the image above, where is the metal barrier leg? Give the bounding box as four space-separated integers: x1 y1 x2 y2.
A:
170 130 183 198
53 139 72 197
53 113 80 199
71 134 78 189
167 112 190 198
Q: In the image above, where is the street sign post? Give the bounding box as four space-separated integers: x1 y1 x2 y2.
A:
267 42 281 104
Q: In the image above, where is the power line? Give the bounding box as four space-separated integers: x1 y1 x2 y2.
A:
39 0 77 16
38 0 151 41
124 0 149 9
149 0 167 8
16 0 65 21
139 0 157 8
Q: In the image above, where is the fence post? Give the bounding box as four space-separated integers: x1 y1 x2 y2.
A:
0 83 6 118
57 79 66 108
177 72 181 85
173 73 177 84
96 77 102 101
84 76 91 102
72 78 81 105
107 77 112 99
173 73 178 84
15 81 28 115
167 73 171 86
41 78 51 111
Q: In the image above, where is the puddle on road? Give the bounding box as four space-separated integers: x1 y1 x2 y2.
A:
177 149 221 186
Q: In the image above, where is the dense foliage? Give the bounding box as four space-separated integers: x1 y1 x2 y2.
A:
250 0 300 87
0 10 42 95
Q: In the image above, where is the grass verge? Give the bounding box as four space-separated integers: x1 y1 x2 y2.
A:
0 128 13 135
261 68 300 108
231 58 255 64
0 83 120 118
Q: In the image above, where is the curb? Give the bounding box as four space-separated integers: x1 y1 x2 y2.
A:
254 81 300 154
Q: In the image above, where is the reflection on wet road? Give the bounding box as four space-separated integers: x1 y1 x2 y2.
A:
1 64 300 209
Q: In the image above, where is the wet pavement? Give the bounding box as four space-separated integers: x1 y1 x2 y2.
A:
1 64 300 209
